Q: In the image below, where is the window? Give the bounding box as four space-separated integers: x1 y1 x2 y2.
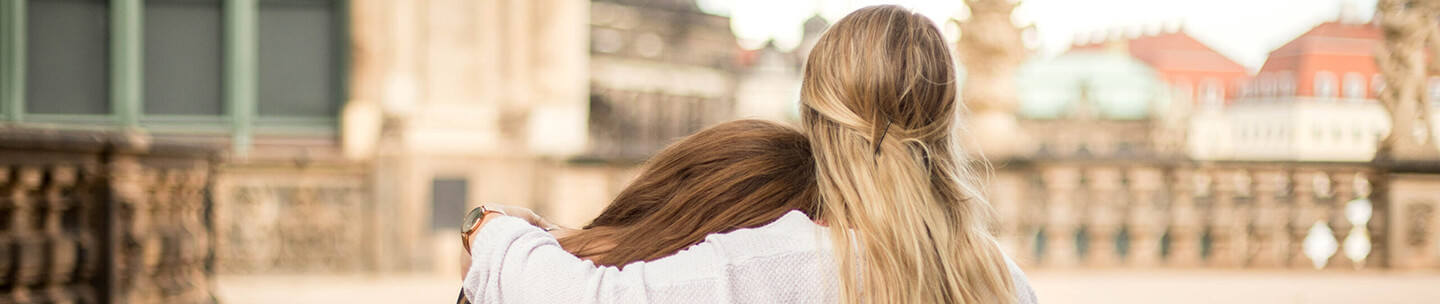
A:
3 0 349 155
258 0 341 117
1258 73 1274 97
1277 71 1295 97
1343 72 1365 100
26 0 110 115
1314 71 1337 99
1200 78 1223 107
1232 80 1248 99
430 178 468 231
144 0 224 116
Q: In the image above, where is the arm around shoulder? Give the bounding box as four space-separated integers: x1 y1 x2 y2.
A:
463 216 733 303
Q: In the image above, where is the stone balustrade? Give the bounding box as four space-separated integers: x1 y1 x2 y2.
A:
996 158 1439 270
0 129 216 303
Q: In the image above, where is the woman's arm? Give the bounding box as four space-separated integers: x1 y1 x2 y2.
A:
463 216 735 303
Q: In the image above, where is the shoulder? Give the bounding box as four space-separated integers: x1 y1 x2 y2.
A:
700 211 830 256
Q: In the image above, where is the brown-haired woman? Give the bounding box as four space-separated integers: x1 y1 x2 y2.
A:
556 119 820 267
456 119 822 303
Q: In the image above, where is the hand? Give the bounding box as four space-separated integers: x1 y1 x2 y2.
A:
486 205 557 230
547 226 579 239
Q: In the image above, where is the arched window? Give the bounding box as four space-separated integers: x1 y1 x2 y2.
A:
1314 71 1337 100
1200 78 1223 107
1258 73 1274 97
1372 74 1386 98
1277 71 1296 97
1428 76 1440 106
1343 72 1365 100
1233 79 1249 100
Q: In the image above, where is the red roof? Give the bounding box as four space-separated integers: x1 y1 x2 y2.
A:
1066 31 1248 74
1265 21 1381 60
1127 32 1248 74
1255 21 1382 99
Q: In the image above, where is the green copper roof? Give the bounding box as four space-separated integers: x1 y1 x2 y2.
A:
1014 51 1161 120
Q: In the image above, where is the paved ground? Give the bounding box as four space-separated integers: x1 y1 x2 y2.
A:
215 271 1440 303
215 274 459 304
1027 270 1440 304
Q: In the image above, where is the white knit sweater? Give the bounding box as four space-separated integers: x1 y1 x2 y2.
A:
463 211 1039 303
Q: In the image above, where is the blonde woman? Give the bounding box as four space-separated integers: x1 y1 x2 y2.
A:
461 5 1037 303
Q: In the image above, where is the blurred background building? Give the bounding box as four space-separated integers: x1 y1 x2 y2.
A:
2 0 1440 303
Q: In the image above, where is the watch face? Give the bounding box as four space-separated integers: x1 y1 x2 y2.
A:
462 206 488 235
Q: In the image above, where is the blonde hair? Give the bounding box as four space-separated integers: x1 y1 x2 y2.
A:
801 5 1016 303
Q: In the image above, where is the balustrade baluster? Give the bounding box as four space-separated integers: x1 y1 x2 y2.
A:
1084 167 1123 267
1251 169 1287 267
154 169 179 302
1289 170 1318 268
0 166 12 297
1208 169 1241 267
1329 172 1356 270
1126 167 1164 268
1168 168 1202 267
40 166 77 303
12 166 45 302
989 171 1029 262
1042 166 1081 268
180 167 212 302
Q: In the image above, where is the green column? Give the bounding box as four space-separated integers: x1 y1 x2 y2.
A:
111 0 142 126
1 0 24 121
226 0 257 156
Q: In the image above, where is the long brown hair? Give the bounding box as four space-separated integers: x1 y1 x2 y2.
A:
557 119 820 268
801 5 1016 303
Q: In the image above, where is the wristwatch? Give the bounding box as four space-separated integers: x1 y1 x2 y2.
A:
461 205 507 254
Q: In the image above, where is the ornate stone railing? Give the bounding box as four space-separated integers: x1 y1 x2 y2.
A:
993 158 1440 270
212 162 371 274
0 129 216 303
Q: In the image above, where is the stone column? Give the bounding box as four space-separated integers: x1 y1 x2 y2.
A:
957 0 1030 158
1375 0 1440 161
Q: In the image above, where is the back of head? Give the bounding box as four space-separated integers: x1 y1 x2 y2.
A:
801 5 1016 303
557 119 819 268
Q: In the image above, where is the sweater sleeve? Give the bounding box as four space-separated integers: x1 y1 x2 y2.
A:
1004 255 1040 304
462 216 735 303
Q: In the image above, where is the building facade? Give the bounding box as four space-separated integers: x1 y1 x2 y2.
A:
1195 19 1440 161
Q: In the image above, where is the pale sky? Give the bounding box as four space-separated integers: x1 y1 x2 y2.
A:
697 0 1378 71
